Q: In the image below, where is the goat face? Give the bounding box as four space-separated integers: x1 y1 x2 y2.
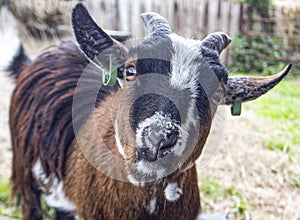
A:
72 4 291 182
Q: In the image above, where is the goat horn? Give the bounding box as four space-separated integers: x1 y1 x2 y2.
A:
141 12 171 38
224 64 292 104
202 32 232 54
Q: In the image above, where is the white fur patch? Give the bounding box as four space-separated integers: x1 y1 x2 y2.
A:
32 158 76 212
169 34 202 159
136 112 180 149
114 121 127 159
146 197 157 214
127 174 145 187
169 34 201 98
0 6 21 70
135 159 166 179
164 182 183 201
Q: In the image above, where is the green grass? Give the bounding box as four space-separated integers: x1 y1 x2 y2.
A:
200 178 251 216
0 177 21 219
0 178 9 204
200 179 222 200
290 174 300 189
243 79 300 147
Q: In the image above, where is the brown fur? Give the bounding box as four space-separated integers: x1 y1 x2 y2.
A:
62 91 208 219
10 39 118 219
10 39 208 219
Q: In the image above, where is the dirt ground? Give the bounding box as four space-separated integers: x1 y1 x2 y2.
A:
198 110 300 220
0 41 299 219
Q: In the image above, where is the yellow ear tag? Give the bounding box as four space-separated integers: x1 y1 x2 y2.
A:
231 100 242 116
103 55 117 86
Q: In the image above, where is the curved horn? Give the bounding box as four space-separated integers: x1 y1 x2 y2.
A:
141 12 171 38
224 64 292 104
202 32 232 54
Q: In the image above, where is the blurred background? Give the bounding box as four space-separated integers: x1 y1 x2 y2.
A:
0 0 299 219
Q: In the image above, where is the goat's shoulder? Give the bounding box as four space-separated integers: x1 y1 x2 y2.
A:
11 38 119 178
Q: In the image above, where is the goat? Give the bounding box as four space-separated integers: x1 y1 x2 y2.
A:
6 3 292 220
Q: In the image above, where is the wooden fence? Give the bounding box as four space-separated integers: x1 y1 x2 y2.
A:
86 0 246 65
6 0 298 67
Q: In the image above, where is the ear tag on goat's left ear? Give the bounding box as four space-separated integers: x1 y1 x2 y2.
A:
102 55 117 86
231 100 242 116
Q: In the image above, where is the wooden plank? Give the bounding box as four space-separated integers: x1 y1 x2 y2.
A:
144 0 152 12
187 0 197 38
196 0 208 40
131 0 142 39
168 0 175 29
207 0 220 33
118 0 130 32
173 0 180 34
219 0 232 65
230 2 242 37
177 0 186 36
220 1 230 34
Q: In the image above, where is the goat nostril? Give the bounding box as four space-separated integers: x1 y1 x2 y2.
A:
160 133 178 151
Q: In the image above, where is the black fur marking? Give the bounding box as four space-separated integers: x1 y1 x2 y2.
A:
195 83 211 123
200 46 228 83
6 45 31 79
130 93 181 131
72 3 113 62
55 209 75 220
133 37 174 76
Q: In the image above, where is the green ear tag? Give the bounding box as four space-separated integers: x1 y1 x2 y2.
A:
102 55 117 86
231 100 242 116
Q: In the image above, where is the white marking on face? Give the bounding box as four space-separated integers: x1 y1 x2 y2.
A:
114 121 127 159
135 159 166 179
32 158 76 212
136 112 180 148
169 34 201 97
117 78 124 89
164 182 183 202
169 34 203 160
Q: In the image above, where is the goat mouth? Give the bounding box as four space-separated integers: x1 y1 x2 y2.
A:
133 148 179 177
136 144 176 163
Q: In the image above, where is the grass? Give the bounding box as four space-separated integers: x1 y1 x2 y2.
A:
243 78 300 148
0 178 21 219
199 177 251 217
290 174 300 189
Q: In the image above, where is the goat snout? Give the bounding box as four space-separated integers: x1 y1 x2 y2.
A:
138 126 179 162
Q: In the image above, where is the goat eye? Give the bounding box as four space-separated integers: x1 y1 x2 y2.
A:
125 65 137 81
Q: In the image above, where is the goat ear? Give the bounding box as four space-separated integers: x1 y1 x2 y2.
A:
223 64 292 105
72 3 128 71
